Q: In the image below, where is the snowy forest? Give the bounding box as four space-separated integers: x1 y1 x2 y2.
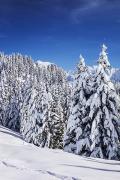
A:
0 44 120 160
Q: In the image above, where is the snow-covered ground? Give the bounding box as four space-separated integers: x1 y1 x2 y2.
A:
0 126 120 180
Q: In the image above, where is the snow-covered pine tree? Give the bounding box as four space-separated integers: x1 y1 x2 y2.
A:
35 85 52 148
89 44 120 160
48 89 64 149
20 80 35 143
43 64 70 149
20 76 52 148
64 55 91 155
0 62 10 126
5 94 20 132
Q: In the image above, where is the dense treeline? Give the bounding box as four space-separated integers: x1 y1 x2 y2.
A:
0 52 70 149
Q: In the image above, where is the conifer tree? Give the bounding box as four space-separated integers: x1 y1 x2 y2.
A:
89 44 120 160
48 97 64 149
64 55 91 154
0 64 9 126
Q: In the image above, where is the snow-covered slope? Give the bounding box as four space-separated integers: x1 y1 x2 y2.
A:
0 126 120 180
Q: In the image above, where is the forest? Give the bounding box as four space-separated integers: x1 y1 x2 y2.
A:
0 44 120 160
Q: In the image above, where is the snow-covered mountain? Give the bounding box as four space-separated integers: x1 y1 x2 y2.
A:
0 125 120 180
36 60 53 67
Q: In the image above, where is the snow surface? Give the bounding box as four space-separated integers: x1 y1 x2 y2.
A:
0 126 120 180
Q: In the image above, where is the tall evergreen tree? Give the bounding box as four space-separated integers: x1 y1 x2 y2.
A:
89 44 120 160
48 93 64 149
20 79 49 146
64 55 91 154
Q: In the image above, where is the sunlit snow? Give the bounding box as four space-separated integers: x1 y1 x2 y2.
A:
0 126 120 180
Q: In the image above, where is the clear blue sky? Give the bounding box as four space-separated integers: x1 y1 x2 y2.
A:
0 0 120 70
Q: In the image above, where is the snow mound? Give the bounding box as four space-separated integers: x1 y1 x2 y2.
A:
0 126 120 180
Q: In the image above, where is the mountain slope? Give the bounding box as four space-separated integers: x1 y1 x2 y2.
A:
0 126 120 180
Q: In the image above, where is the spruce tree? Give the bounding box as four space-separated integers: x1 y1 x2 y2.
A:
64 55 91 154
89 44 120 160
48 96 64 149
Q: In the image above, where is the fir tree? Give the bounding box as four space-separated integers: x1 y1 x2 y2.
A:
48 95 64 149
89 44 120 160
64 55 91 154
